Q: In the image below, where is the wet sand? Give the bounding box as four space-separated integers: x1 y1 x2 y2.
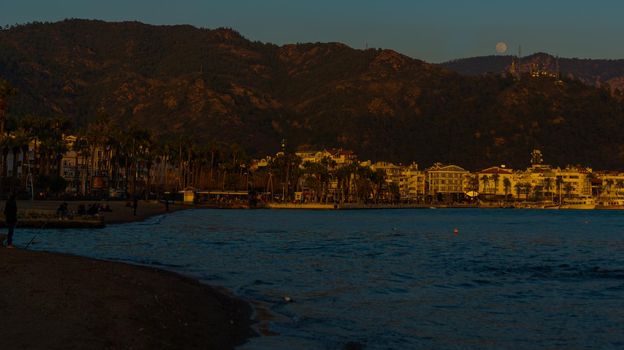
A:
0 248 256 349
1 201 257 349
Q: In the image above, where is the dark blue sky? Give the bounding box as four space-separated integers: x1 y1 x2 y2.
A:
2 0 622 62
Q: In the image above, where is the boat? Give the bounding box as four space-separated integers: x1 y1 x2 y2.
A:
595 196 624 210
559 196 596 210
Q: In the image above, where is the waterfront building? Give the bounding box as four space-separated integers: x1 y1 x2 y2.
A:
555 166 593 198
60 135 114 195
295 148 357 168
249 156 272 171
476 166 515 197
594 171 624 195
593 171 624 206
425 163 470 200
513 164 556 200
510 164 593 201
399 163 425 202
371 161 403 184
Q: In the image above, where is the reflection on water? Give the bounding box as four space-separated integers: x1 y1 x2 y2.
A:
16 209 624 349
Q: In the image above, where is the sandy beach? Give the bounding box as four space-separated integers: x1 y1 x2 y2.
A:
0 249 256 349
0 201 257 349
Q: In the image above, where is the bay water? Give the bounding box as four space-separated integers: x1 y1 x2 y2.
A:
15 209 624 349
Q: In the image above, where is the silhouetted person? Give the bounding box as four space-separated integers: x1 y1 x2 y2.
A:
4 194 17 248
57 202 69 219
164 198 169 212
87 203 99 216
133 197 138 216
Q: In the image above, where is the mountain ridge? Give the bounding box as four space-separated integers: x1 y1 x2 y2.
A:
441 53 624 92
1 19 624 170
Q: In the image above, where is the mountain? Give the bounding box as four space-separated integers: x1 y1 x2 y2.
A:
442 53 624 92
1 20 624 170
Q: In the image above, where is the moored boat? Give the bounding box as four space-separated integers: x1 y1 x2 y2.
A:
595 196 624 210
559 197 596 210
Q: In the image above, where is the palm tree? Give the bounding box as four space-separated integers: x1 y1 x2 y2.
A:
0 79 15 193
604 179 615 195
480 175 489 194
616 180 624 196
467 175 479 192
503 178 512 200
491 173 500 195
555 176 564 204
334 164 351 203
533 185 544 201
522 183 532 200
371 169 386 203
543 177 553 201
355 166 374 203
514 183 522 201
0 134 12 193
585 172 599 197
10 129 30 178
302 161 323 202
563 182 574 199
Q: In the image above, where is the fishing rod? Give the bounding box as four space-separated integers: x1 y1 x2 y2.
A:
25 221 46 249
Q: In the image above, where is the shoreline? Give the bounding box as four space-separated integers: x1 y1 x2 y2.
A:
260 202 623 210
0 248 257 349
5 200 622 228
0 200 189 228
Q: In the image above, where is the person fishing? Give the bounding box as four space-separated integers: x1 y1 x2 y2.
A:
4 194 18 248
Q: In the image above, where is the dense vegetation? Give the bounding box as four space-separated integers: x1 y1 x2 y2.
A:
2 20 624 171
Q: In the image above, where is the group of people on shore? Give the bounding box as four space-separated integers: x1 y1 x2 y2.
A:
57 202 113 219
3 196 174 248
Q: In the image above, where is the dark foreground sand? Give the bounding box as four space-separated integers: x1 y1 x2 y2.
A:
0 249 255 349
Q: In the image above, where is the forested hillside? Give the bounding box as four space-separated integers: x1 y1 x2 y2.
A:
1 20 624 170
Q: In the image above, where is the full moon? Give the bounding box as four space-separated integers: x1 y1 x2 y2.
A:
496 42 508 54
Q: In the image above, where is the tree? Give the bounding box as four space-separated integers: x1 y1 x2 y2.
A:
491 173 500 195
334 161 359 203
563 182 574 199
543 177 553 201
268 153 302 201
388 182 401 204
533 185 544 201
480 175 489 194
302 161 329 202
604 179 615 195
585 172 599 197
503 178 512 200
468 175 479 192
0 80 16 193
355 166 374 203
514 183 522 201
616 180 624 196
555 176 564 204
521 183 532 200
370 169 386 203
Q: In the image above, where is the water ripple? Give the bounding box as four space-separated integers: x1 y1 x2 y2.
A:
15 208 624 349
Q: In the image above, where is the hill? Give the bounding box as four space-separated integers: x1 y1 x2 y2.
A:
442 53 624 92
1 20 624 170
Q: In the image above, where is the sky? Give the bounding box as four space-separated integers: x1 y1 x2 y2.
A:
2 0 623 63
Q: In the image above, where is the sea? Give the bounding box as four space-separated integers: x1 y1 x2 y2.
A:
15 209 624 349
